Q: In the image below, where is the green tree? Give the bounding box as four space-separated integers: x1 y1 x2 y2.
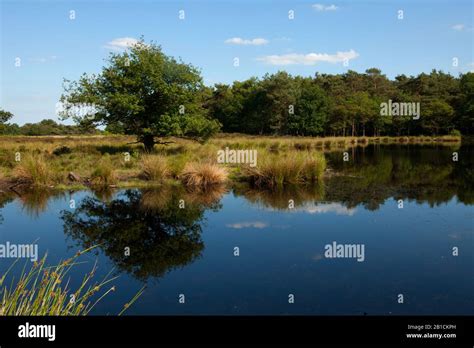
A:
259 72 297 135
61 39 220 151
0 109 13 124
289 78 328 136
420 98 455 134
341 91 378 136
206 83 242 133
0 109 18 135
456 72 474 133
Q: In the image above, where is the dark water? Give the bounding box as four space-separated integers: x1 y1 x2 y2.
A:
0 145 472 315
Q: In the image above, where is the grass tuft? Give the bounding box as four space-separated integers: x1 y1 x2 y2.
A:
0 246 144 316
180 162 228 188
140 155 169 181
243 151 326 188
13 154 54 186
90 156 116 187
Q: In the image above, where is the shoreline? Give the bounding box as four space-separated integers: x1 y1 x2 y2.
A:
0 135 463 191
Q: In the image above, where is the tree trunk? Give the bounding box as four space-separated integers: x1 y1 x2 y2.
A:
351 120 355 137
142 134 155 153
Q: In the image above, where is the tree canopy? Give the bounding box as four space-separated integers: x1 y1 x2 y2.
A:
206 69 472 137
60 39 221 151
0 109 13 124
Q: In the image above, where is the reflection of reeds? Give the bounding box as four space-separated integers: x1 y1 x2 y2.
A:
234 183 324 210
184 184 227 206
139 186 173 211
91 187 116 202
139 184 227 212
16 189 65 218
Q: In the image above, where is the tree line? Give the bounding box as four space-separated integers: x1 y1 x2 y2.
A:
0 113 98 136
205 69 473 137
1 40 472 146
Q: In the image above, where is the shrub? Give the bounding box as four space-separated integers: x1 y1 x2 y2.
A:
140 155 169 181
53 146 72 156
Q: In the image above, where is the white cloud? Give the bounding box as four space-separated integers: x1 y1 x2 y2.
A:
226 221 268 229
452 24 465 31
261 202 356 215
452 24 474 31
257 49 359 66
29 56 57 63
312 4 338 11
298 202 356 216
104 37 140 50
225 37 269 46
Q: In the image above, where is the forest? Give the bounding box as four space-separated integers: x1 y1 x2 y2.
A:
205 69 473 137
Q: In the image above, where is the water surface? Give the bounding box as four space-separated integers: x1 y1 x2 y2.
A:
0 145 472 315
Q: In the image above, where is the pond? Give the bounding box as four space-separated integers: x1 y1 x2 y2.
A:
0 144 472 315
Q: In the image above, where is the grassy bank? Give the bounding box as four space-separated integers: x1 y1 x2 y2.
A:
0 134 460 190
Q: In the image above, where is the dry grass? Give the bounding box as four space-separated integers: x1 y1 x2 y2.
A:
13 154 55 186
140 155 169 181
243 151 326 188
180 162 228 188
90 156 117 187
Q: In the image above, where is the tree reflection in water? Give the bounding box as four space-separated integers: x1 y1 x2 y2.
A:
323 144 473 210
61 185 226 280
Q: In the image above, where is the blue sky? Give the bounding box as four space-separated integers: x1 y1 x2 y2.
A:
1 0 472 124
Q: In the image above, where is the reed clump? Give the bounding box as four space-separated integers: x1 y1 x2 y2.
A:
90 156 116 187
0 246 144 315
180 162 228 188
13 154 54 186
243 151 326 188
140 155 169 181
